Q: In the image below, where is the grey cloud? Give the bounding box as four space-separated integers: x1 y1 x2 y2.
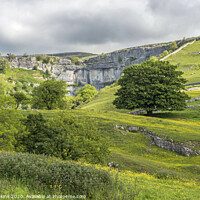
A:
0 0 200 55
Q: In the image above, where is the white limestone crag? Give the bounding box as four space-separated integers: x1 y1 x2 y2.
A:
4 37 199 94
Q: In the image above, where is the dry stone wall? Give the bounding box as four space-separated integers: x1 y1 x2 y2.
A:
115 125 200 156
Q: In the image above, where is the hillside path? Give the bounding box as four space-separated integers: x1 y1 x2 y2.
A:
160 40 196 61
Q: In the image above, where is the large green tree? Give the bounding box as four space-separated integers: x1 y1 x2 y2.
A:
113 60 189 115
32 79 68 110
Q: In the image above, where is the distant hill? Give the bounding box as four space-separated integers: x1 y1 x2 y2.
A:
46 52 97 58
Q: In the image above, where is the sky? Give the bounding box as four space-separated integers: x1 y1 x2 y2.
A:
0 0 200 55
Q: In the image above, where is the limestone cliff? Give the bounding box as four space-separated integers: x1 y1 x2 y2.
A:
5 38 198 95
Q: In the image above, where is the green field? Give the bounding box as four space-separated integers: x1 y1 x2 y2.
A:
166 40 200 84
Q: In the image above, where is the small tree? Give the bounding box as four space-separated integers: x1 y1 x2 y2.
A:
70 57 80 65
10 92 29 109
23 53 28 57
159 50 169 59
113 60 189 115
42 56 51 64
7 53 15 61
76 84 98 102
36 55 43 61
169 42 178 51
32 79 68 110
0 59 10 73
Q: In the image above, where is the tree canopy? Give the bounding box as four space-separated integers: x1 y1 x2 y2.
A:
76 84 98 102
11 92 29 109
113 60 189 115
32 79 68 110
169 41 178 51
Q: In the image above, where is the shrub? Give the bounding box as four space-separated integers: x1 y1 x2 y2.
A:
169 41 178 51
36 55 43 61
100 53 105 59
0 107 28 151
22 113 109 164
0 151 112 197
0 59 10 73
69 57 80 65
42 56 51 64
76 84 98 102
118 55 122 63
159 50 169 59
23 53 28 57
32 65 38 70
7 53 15 61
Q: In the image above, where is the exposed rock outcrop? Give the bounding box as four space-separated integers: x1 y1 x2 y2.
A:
4 37 200 94
115 125 200 156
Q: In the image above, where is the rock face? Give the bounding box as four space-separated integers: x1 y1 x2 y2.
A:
5 38 198 94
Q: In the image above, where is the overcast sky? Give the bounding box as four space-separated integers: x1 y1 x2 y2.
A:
0 0 200 55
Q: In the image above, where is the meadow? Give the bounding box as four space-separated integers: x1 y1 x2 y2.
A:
1 39 200 199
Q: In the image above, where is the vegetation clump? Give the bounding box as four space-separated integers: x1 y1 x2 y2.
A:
0 152 112 197
0 59 10 73
10 92 29 109
22 112 109 164
169 41 178 51
76 84 98 102
31 79 68 110
69 57 81 65
7 53 15 61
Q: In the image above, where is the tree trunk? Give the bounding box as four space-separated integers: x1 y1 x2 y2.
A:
147 110 153 116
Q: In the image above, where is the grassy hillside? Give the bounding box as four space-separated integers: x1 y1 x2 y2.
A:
166 40 200 84
0 67 46 95
1 151 200 199
78 83 129 113
1 39 200 199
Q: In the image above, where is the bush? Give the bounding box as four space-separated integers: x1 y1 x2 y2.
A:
0 59 10 73
159 50 169 59
169 42 178 51
7 53 15 61
0 107 28 151
32 65 38 70
23 53 28 57
100 53 105 59
42 56 51 64
36 55 43 61
0 151 112 197
22 113 109 164
69 57 80 65
118 55 122 63
76 84 98 102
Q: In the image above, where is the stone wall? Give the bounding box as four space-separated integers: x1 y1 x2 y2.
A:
115 125 200 156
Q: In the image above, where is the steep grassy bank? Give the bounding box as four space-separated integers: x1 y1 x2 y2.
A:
166 40 200 84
